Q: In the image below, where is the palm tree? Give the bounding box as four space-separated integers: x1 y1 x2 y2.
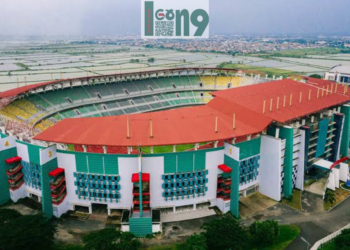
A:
324 189 336 204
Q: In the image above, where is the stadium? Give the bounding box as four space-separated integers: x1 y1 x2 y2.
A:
0 67 349 236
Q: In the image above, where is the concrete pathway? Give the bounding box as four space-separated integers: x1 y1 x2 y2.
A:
161 208 216 223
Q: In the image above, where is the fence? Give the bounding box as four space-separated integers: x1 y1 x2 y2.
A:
310 223 350 250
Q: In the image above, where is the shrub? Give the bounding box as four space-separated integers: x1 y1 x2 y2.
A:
249 220 280 246
335 229 350 250
83 228 141 250
201 217 248 250
186 233 207 250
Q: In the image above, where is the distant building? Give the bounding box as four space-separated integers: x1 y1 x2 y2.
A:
325 65 350 83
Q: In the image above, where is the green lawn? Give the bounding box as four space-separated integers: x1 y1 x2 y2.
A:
218 62 301 78
141 144 194 154
141 142 211 154
281 189 302 210
252 225 300 250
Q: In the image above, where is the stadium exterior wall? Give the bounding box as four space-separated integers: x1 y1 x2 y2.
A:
0 103 350 236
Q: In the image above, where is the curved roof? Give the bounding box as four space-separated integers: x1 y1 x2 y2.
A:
329 65 350 74
0 67 238 99
34 78 350 147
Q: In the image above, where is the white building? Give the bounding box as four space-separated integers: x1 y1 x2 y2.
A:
325 65 350 83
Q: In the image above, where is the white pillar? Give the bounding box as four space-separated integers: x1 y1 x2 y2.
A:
275 128 280 138
82 145 87 153
103 146 107 154
173 145 176 152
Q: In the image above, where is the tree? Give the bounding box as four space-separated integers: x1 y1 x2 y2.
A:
186 233 207 250
201 217 248 250
148 58 155 63
324 189 336 205
309 74 322 79
249 220 280 246
83 228 141 250
0 214 57 250
335 228 350 250
0 208 21 224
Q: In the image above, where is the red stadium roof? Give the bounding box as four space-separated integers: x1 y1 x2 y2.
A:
34 78 350 147
0 81 60 99
213 78 350 123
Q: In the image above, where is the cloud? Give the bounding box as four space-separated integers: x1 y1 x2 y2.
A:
0 0 349 36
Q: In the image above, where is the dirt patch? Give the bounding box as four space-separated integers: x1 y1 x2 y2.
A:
55 217 106 244
239 192 278 218
304 177 328 196
301 191 324 213
4 203 41 216
143 216 217 248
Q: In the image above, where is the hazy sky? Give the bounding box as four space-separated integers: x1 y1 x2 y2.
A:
1 0 349 36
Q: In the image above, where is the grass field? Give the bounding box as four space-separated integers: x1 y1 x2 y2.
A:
281 189 302 210
141 142 211 154
218 62 302 77
141 144 194 154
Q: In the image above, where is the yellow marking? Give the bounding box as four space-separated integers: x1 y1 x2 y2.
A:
4 141 9 147
48 151 52 158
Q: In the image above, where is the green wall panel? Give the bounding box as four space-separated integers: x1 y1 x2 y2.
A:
40 158 58 218
75 153 88 173
235 137 261 159
28 144 41 165
104 155 119 175
129 217 152 237
0 147 17 205
279 126 293 197
87 154 104 174
224 155 239 217
316 118 329 157
164 149 210 174
177 152 193 172
340 105 350 158
164 154 177 174
194 151 206 171
63 151 122 174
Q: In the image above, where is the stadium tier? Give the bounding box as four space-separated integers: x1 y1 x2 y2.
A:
1 75 239 132
2 68 347 237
